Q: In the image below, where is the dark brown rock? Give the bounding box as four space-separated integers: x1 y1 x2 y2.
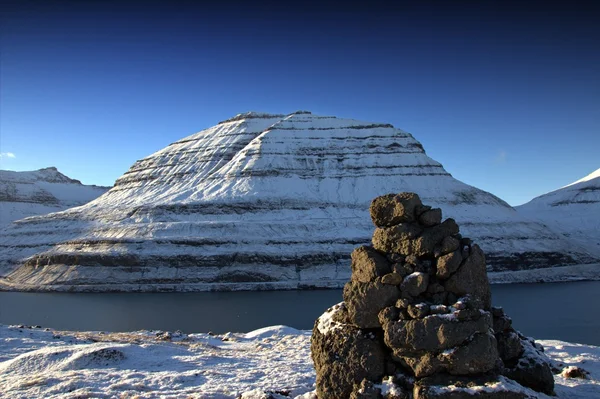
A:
379 306 400 324
438 236 460 256
426 282 445 294
415 204 432 217
414 374 529 399
493 314 513 333
396 298 412 309
407 303 430 318
396 333 499 378
410 219 460 257
372 224 423 255
400 272 429 297
384 313 493 352
455 309 482 321
370 192 423 227
503 339 555 395
436 250 463 279
344 280 400 328
419 208 442 227
311 304 387 399
352 246 392 283
444 245 492 309
496 331 523 362
392 262 414 277
382 273 404 285
562 366 589 379
350 379 382 399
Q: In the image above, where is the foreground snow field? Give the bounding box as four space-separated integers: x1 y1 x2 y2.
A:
0 325 598 399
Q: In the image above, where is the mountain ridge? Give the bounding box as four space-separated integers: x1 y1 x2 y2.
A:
516 167 600 257
0 112 597 291
0 167 110 228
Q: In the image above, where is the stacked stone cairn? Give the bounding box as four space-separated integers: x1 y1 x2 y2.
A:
311 193 555 399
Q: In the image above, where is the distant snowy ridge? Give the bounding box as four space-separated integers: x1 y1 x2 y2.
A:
0 112 597 292
0 167 110 228
517 167 600 257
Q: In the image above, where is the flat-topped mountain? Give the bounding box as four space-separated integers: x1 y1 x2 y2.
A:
0 112 596 291
0 167 109 228
517 167 600 257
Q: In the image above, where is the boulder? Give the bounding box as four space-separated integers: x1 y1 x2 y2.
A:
344 280 400 328
502 338 555 395
444 245 492 309
396 332 500 378
311 304 387 399
370 192 423 227
372 224 423 255
352 246 392 283
410 219 460 257
400 272 429 297
384 313 493 353
419 208 442 227
436 250 463 279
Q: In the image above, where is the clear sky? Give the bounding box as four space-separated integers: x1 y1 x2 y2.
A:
0 0 598 206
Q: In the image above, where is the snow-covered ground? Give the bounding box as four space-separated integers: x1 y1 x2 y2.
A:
1 324 598 398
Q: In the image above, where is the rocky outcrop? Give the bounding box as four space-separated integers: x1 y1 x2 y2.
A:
0 112 596 291
0 167 109 228
311 193 555 398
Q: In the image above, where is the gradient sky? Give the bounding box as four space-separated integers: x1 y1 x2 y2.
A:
1 0 598 206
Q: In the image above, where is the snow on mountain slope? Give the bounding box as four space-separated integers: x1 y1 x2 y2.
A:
0 112 597 292
0 167 110 228
517 168 600 257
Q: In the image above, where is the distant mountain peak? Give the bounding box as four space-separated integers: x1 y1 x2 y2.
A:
0 167 110 228
1 112 597 292
564 167 600 188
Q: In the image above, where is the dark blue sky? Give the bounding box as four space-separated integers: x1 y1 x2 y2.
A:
1 0 598 205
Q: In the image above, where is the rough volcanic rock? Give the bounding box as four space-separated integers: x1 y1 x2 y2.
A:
311 303 386 399
1 112 596 292
370 192 423 227
384 313 493 353
413 374 531 399
502 338 555 395
343 280 400 328
351 246 392 283
444 245 492 309
312 193 555 398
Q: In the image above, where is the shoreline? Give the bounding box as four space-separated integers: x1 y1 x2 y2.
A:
1 263 599 293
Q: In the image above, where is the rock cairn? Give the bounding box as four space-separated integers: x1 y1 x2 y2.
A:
311 193 555 399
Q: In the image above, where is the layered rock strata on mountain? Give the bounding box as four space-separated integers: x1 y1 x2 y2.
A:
0 167 109 228
0 112 596 291
517 167 600 258
311 193 555 398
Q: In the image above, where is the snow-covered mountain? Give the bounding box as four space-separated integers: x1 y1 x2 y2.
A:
0 112 596 291
517 168 600 257
0 167 109 228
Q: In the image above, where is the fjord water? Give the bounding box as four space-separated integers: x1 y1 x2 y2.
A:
1 281 599 346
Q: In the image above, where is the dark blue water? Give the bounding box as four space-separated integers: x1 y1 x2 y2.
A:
0 281 598 345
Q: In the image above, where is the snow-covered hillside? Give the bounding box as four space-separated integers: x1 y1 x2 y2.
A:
0 324 598 398
517 168 600 257
0 112 597 292
0 167 109 228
